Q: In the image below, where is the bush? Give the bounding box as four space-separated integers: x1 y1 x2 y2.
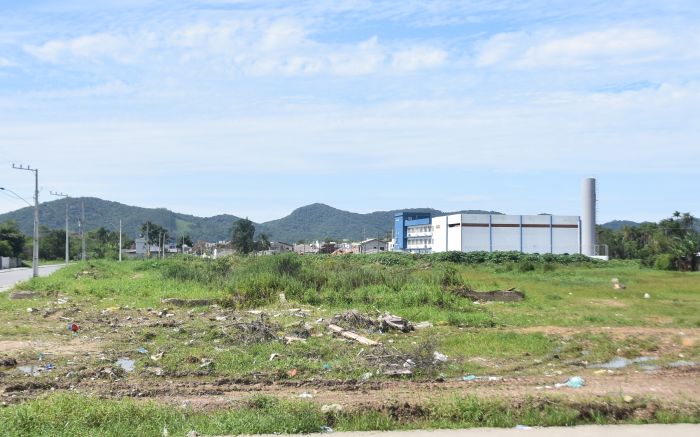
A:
654 253 675 271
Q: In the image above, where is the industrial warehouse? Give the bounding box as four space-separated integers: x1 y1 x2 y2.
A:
392 178 604 258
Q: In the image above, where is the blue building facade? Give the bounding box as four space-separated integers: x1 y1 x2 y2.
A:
393 212 432 251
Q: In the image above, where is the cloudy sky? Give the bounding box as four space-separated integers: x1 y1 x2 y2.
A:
1 0 698 223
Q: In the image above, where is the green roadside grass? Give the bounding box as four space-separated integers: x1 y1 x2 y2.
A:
1 392 698 437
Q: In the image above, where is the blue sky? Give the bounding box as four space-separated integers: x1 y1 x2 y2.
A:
0 0 698 223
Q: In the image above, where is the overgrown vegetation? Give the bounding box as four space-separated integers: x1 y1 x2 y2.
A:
0 392 697 437
598 211 699 270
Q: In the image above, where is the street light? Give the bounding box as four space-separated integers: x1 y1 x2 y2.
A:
10 164 40 277
0 186 32 207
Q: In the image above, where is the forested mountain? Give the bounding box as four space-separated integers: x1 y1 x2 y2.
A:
0 198 498 243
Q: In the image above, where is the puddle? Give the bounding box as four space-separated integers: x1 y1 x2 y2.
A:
116 358 135 372
18 365 43 376
668 361 696 368
588 356 658 369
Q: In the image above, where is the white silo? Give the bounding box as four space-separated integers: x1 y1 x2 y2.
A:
581 178 596 256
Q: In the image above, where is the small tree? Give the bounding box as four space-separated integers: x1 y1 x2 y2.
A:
254 233 271 252
0 221 26 258
231 218 255 254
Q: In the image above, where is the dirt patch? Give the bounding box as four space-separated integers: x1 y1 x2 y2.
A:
0 339 103 356
589 299 628 308
160 298 217 307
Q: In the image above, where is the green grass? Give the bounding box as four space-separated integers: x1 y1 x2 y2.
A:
1 392 697 437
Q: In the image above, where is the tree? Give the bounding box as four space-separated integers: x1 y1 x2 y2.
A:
231 218 255 254
176 235 194 249
0 221 26 258
140 221 169 244
254 233 271 252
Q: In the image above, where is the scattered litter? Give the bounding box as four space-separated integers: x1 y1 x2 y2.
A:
383 367 413 376
378 313 413 332
162 425 168 437
56 298 68 305
555 376 584 388
323 363 332 371
101 306 120 314
321 404 343 413
593 369 614 374
137 347 148 354
116 358 135 372
611 278 626 290
643 293 651 299
247 310 263 315
160 298 214 307
284 336 307 344
328 324 379 346
66 323 80 333
269 353 279 361
26 307 38 313
45 363 55 370
454 287 524 302
9 291 38 299
514 425 532 430
199 359 213 369
588 356 657 369
287 368 298 378
623 395 634 403
462 374 477 381
149 367 164 376
215 316 227 322
320 425 334 433
331 310 377 330
150 352 163 362
361 372 373 381
414 321 433 330
403 359 416 369
433 351 448 363
186 431 199 437
279 293 287 303
299 392 313 399
18 365 42 376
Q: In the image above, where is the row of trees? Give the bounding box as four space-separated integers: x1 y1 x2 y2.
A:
597 212 699 271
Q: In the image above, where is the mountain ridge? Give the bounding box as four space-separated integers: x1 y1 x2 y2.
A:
0 197 500 242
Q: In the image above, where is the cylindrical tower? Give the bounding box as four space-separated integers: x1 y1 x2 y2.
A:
581 178 596 256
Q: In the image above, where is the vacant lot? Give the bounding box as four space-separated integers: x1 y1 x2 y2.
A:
0 254 698 436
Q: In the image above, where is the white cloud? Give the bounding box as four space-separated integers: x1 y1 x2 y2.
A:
24 33 133 63
0 57 16 67
474 32 520 67
515 28 669 68
391 46 447 72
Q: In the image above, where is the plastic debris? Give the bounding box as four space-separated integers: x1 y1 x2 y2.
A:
299 392 313 399
269 353 279 361
320 425 334 433
433 351 448 363
414 321 433 330
323 363 332 371
644 293 651 299
186 431 199 437
287 368 298 378
462 374 477 381
514 425 532 430
150 352 163 362
555 376 584 388
27 307 38 313
321 404 343 413
361 372 373 381
403 359 416 369
67 323 80 333
137 347 148 354
279 293 287 303
623 395 633 403
45 363 55 370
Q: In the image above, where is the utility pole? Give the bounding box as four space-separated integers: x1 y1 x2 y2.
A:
12 164 39 277
146 222 150 258
118 219 122 262
81 200 86 261
50 191 70 264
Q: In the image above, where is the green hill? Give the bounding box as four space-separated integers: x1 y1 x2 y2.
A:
0 198 499 243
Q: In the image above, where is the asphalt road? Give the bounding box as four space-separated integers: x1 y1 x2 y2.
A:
243 424 699 437
0 264 67 292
